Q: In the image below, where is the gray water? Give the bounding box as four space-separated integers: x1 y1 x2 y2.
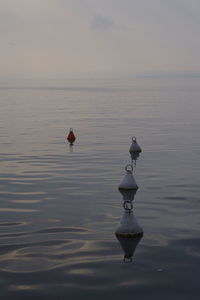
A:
0 77 199 299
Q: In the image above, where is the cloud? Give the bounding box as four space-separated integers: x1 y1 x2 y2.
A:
91 14 115 30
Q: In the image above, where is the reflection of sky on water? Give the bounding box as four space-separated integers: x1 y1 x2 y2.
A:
0 235 199 299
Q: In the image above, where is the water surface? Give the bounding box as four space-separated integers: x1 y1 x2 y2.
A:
0 77 199 299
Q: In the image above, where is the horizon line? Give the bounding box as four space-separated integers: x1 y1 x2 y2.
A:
0 71 200 82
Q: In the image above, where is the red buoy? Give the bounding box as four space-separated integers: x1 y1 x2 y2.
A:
67 128 76 145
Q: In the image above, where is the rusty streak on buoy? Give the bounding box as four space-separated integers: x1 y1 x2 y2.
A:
67 128 76 145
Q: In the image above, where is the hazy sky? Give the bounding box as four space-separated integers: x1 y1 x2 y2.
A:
1 0 200 78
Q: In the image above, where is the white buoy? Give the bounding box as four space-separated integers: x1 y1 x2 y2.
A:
116 234 142 262
118 164 138 190
129 136 142 153
118 189 137 202
115 209 143 238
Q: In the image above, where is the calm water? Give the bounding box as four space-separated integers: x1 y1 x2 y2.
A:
0 77 199 299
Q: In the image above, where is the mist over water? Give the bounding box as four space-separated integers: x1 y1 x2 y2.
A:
0 77 199 299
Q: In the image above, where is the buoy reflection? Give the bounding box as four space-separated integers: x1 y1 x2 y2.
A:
130 151 140 167
69 144 74 153
118 189 137 202
116 234 143 263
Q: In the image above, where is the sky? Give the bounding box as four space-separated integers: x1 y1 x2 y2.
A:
0 0 200 79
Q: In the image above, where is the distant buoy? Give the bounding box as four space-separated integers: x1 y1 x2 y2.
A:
118 164 138 190
67 128 76 145
115 210 143 238
129 136 142 153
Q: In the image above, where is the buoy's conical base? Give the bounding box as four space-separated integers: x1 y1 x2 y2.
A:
115 211 143 238
118 172 138 190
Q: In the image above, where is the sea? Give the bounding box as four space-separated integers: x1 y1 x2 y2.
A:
0 77 199 299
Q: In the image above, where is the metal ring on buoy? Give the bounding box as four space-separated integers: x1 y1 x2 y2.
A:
132 136 136 142
123 257 132 263
123 200 133 211
125 164 133 172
